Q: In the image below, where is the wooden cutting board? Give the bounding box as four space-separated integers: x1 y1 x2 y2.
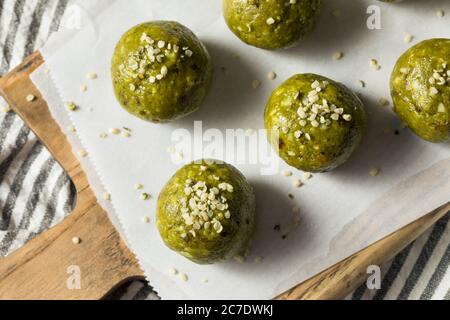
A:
0 52 448 300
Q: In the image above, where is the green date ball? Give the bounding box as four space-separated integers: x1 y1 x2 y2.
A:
391 39 450 143
111 21 213 123
156 160 256 264
265 74 367 172
223 0 322 50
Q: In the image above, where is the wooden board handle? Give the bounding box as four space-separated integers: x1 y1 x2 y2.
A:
0 52 144 300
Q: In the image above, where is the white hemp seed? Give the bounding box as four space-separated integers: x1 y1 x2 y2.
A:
26 94 36 102
266 17 275 25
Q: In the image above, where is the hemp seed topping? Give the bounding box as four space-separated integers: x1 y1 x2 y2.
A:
118 32 194 93
266 17 275 25
179 178 234 237
276 80 354 141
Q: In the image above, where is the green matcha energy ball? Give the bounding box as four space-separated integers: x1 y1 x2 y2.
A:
265 74 367 172
111 21 213 123
391 39 450 143
223 0 322 50
156 160 256 264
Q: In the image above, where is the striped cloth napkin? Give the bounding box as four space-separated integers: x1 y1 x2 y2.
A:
0 0 449 300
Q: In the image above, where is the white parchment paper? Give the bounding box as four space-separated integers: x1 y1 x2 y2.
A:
31 0 450 299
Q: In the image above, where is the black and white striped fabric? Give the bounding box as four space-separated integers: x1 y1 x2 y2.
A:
0 0 449 300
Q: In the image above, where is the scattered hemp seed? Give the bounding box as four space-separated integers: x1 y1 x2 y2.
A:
202 279 209 283
333 51 344 60
67 125 76 132
266 17 275 25
170 268 178 275
78 150 88 158
292 179 302 188
267 71 277 80
142 216 150 224
303 172 312 180
103 192 111 201
282 170 293 177
178 273 188 282
99 132 107 139
254 256 263 263
86 72 98 80
357 80 366 88
122 131 131 138
436 10 445 18
370 58 381 71
404 33 414 43
252 79 261 89
80 84 88 92
135 183 143 190
109 128 121 135
141 192 150 201
379 98 390 107
26 94 36 102
67 102 78 111
1 104 11 113
289 0 297 4
369 167 380 177
72 237 81 245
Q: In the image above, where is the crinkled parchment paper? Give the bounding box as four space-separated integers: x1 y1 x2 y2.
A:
31 0 450 299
